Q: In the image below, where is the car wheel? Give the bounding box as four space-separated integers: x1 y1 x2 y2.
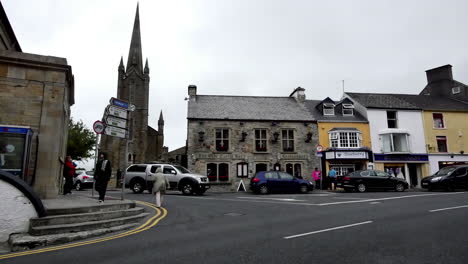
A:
130 180 144 194
259 185 269 195
181 182 194 195
74 181 82 191
395 183 405 192
357 183 366 193
299 184 309 194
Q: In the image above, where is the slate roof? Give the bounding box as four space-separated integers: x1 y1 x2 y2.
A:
346 92 468 111
304 100 368 122
187 95 316 121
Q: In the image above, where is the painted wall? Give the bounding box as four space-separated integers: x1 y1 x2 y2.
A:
367 109 427 154
0 180 38 247
422 111 468 154
318 122 371 149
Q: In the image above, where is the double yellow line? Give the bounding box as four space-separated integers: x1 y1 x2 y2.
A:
0 201 167 260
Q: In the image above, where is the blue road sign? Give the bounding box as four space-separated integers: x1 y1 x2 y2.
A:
110 97 129 110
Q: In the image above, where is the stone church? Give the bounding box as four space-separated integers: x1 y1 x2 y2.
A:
100 5 164 174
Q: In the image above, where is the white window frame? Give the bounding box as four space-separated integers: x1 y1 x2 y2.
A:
342 104 354 116
254 129 268 152
323 103 335 116
329 130 362 148
281 129 295 152
380 133 410 153
452 86 461 94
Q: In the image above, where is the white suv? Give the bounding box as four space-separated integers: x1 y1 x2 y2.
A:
124 163 210 195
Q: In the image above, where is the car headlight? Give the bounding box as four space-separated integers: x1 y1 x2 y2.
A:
309 181 314 185
431 176 442 182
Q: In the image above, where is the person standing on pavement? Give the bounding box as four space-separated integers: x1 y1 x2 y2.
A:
328 168 337 190
60 156 75 195
153 167 169 208
95 152 112 203
312 167 322 190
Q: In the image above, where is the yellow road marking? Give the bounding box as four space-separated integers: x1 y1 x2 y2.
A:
0 201 167 260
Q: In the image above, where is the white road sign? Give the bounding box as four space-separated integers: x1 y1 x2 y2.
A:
105 125 127 139
93 120 105 134
107 105 128 119
105 116 127 129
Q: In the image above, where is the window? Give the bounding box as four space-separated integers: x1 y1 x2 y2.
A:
381 133 409 152
329 131 362 148
375 171 389 177
278 172 294 180
255 163 268 174
255 129 268 152
342 104 354 116
433 113 445 128
453 168 467 177
265 172 279 179
452 86 461 94
163 166 175 174
285 163 302 177
387 111 397 128
323 103 335 115
436 136 447 152
207 163 229 182
127 165 146 172
150 165 161 173
330 165 354 177
237 162 248 177
215 129 229 152
282 129 294 152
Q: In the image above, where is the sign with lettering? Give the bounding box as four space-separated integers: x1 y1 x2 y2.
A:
374 154 429 162
106 105 128 119
104 125 127 139
325 151 368 160
105 116 127 129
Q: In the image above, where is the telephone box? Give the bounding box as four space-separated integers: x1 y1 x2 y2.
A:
0 125 33 181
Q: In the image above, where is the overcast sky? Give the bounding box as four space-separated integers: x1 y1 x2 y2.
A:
3 0 468 156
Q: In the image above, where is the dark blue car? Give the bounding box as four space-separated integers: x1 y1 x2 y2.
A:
250 171 314 194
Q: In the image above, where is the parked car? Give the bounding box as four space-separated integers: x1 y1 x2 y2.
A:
73 170 94 191
124 163 210 195
336 170 408 193
250 171 314 194
421 165 468 191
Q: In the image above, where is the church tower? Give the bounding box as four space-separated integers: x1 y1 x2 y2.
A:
100 4 164 175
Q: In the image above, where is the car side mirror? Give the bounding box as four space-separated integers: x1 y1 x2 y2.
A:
171 170 177 175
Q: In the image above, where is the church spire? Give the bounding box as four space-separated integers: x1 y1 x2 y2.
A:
158 110 164 132
119 56 125 71
126 3 143 73
144 58 149 74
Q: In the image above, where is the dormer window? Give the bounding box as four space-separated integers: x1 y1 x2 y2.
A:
452 86 461 94
342 104 354 116
323 103 335 115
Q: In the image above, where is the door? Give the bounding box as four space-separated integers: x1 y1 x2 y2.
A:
374 170 395 189
408 164 418 188
278 172 297 192
264 171 281 192
453 167 468 188
163 165 178 189
256 163 268 174
358 170 378 189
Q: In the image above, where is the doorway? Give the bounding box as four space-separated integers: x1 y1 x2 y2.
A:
408 164 418 188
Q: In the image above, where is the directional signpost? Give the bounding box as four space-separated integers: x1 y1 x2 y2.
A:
96 97 135 200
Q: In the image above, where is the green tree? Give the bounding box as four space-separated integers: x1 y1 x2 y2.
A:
67 119 97 160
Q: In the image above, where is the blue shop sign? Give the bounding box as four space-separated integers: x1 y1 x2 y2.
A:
0 126 31 134
374 154 429 162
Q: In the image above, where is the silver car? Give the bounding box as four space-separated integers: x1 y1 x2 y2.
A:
73 170 94 191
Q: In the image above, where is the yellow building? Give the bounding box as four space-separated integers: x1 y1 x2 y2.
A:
306 97 373 177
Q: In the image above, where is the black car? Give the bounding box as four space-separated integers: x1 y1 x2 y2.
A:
337 170 409 193
250 171 314 194
421 165 468 191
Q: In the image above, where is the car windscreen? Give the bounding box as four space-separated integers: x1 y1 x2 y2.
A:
435 167 457 176
174 165 191 174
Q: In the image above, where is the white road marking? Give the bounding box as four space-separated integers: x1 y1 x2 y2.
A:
429 204 468 213
317 192 467 206
237 197 307 202
369 202 381 204
333 197 369 200
284 221 373 239
172 196 319 206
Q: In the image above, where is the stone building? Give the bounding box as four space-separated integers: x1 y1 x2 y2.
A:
0 2 75 198
100 5 164 174
186 85 321 191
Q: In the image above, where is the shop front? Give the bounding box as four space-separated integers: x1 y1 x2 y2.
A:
324 149 373 176
427 154 468 175
374 154 430 188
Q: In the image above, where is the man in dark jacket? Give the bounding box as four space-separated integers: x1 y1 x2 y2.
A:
95 152 112 203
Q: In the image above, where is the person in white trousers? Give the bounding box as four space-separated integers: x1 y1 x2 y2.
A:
152 167 169 208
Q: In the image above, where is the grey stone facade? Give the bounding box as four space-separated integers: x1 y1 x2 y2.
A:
187 87 321 192
99 5 164 175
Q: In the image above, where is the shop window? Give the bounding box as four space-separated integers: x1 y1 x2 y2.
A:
381 133 409 153
207 163 229 182
282 129 294 152
215 129 229 152
255 129 268 152
330 165 354 177
285 163 302 177
329 131 362 148
237 162 248 178
387 111 398 128
433 113 445 128
436 136 448 152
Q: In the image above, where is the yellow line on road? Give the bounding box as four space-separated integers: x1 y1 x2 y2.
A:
0 201 167 260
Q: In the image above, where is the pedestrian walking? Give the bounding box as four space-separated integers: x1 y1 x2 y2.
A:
328 168 337 190
60 156 75 195
152 167 169 208
312 167 322 189
95 152 112 203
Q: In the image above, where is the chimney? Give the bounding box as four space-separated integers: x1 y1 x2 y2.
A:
426 64 453 84
188 84 197 100
289 87 306 103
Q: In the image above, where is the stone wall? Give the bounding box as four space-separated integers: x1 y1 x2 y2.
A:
0 50 73 198
187 120 320 191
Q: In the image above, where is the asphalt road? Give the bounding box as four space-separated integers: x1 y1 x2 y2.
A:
2 189 468 264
